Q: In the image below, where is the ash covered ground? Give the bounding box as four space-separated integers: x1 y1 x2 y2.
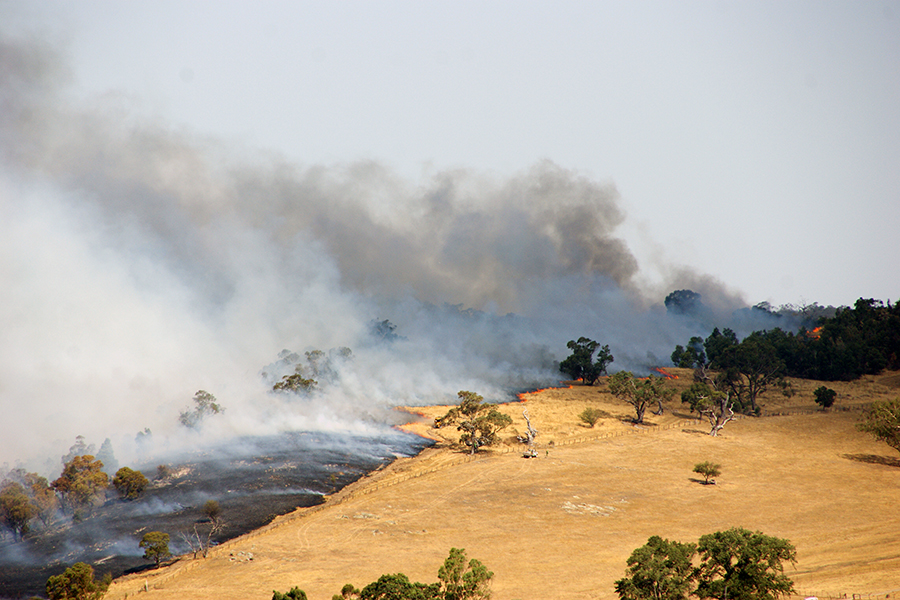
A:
0 430 432 600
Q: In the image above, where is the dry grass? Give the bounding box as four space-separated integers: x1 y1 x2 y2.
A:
105 369 900 600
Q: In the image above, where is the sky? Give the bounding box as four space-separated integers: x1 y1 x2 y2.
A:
1 1 899 470
6 0 898 308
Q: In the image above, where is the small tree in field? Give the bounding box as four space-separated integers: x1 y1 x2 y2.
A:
435 391 513 454
857 398 900 454
813 386 837 410
693 462 721 485
608 372 674 424
140 531 171 568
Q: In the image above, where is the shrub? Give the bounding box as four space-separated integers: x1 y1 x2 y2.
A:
813 386 837 409
578 407 606 428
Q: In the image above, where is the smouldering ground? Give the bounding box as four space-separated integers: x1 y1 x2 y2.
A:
104 370 900 600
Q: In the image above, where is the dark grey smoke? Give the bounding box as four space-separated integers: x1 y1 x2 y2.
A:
1 34 756 472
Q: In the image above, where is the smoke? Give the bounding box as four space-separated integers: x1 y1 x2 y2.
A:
1 33 754 473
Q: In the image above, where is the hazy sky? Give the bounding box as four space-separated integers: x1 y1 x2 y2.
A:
5 0 899 308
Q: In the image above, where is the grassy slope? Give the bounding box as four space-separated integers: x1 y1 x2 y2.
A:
104 370 900 600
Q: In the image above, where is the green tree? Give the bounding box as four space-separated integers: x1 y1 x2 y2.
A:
0 480 36 541
715 334 785 414
607 372 674 424
359 573 440 600
435 391 513 454
51 455 108 517
857 398 900 454
671 336 706 369
437 547 493 600
140 531 172 568
112 467 149 500
614 535 697 600
273 588 309 600
703 328 738 368
179 390 224 428
46 562 110 600
24 472 59 527
695 528 796 600
813 386 837 410
559 337 614 385
273 371 318 394
692 462 721 485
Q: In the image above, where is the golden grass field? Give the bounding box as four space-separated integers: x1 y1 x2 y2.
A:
105 369 900 600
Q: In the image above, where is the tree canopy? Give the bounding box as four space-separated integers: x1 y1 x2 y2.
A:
46 562 110 600
695 528 796 600
614 536 697 600
112 467 149 500
616 529 796 600
140 531 172 568
559 337 614 385
327 548 493 600
857 398 900 455
0 480 36 541
607 372 674 424
51 455 108 517
179 390 224 429
435 391 512 454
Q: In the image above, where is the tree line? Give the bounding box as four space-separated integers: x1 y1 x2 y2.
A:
672 298 900 382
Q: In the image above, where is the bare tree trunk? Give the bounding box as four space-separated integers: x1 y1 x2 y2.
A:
519 409 538 458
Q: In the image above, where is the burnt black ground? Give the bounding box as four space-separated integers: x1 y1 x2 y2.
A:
0 430 431 600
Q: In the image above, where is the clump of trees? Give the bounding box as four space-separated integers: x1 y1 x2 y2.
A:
274 547 493 600
607 372 674 424
673 298 900 383
434 391 513 454
0 479 36 541
268 347 354 395
615 528 796 600
51 455 108 519
46 562 111 600
179 390 224 429
857 398 900 455
559 337 614 385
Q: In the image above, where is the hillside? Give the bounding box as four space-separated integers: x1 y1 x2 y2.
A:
103 370 900 600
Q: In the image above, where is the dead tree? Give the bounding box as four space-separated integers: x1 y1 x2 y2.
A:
180 519 223 559
682 383 737 437
517 409 538 458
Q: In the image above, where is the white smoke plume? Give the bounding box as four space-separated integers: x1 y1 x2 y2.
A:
1 34 752 473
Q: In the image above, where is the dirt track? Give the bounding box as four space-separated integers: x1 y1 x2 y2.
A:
104 371 900 600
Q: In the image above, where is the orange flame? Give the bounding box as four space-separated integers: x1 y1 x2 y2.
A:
654 367 678 379
808 326 823 339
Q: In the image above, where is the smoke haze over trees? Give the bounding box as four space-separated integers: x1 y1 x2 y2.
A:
0 32 828 475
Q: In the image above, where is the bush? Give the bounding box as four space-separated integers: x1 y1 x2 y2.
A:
203 499 221 523
813 386 837 409
578 407 606 428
